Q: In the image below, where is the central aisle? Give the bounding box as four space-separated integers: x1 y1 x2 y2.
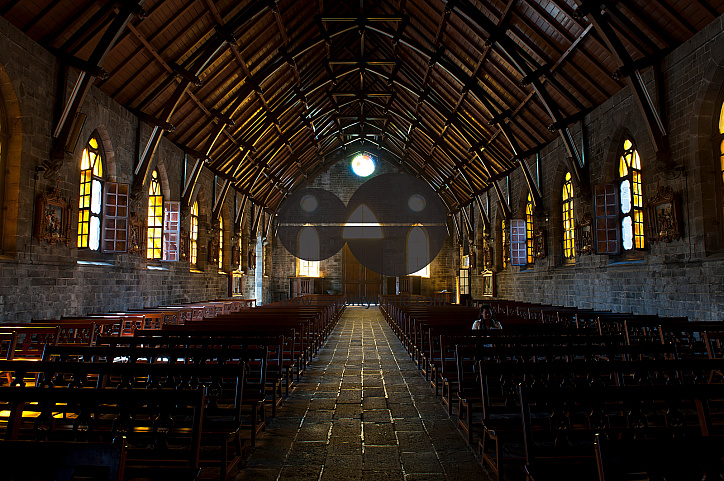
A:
236 306 488 481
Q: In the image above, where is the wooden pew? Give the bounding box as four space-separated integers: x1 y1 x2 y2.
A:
477 357 722 481
17 351 251 481
128 331 290 417
0 384 204 480
61 314 141 337
520 383 724 481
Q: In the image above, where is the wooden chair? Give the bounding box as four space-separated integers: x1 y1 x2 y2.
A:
520 383 724 481
0 385 204 480
0 437 126 481
594 433 724 481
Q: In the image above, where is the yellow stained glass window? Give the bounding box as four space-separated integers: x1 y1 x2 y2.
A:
501 218 507 269
77 133 103 250
218 217 223 270
526 193 534 264
619 138 644 250
562 172 575 260
190 202 198 265
146 170 163 259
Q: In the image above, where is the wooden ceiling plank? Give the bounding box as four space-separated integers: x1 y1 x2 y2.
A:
574 0 669 164
44 0 145 177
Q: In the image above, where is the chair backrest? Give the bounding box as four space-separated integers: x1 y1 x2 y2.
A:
0 332 17 360
0 437 126 481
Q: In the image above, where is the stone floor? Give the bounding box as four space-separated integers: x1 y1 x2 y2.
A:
234 306 493 481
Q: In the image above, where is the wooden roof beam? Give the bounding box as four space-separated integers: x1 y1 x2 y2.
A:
44 0 146 177
574 0 669 164
449 0 587 189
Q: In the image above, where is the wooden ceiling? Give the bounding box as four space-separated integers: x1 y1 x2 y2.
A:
2 0 723 213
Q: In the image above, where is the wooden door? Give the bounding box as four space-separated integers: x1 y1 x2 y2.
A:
343 245 381 303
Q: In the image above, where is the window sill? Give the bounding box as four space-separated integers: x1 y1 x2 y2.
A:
190 268 204 274
77 260 114 267
607 258 645 266
78 250 115 264
147 265 169 271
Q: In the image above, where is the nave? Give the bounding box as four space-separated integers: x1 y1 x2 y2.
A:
238 307 488 481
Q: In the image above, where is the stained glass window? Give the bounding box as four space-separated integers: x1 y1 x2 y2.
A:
526 193 534 264
501 218 507 269
190 202 198 265
146 170 163 259
218 217 223 270
619 138 644 250
562 172 575 260
78 133 104 250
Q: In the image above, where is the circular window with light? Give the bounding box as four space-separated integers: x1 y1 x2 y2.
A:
351 153 375 177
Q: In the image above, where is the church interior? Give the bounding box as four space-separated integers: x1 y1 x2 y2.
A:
0 0 723 479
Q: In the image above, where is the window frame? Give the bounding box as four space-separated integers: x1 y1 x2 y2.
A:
459 268 470 295
510 219 527 266
162 201 180 262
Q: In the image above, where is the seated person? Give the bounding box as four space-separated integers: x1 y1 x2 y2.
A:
472 304 502 330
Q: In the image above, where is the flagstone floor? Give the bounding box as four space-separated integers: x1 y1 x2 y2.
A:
234 306 497 481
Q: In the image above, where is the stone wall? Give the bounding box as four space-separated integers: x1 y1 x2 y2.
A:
270 156 458 302
0 15 261 322
2 9 724 321
470 14 724 322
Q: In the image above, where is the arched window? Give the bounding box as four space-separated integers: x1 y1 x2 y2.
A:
190 202 198 265
298 226 320 277
218 217 223 270
619 138 644 250
78 133 104 251
526 193 534 264
146 170 163 259
562 171 575 260
407 225 430 277
501 218 507 269
343 204 383 238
